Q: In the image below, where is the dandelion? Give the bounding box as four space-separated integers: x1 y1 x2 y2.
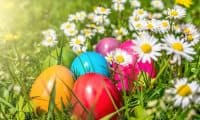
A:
175 0 192 8
167 5 186 19
133 32 162 63
165 78 199 108
162 34 196 65
151 0 164 10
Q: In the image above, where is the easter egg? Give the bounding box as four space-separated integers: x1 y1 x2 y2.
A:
111 40 138 91
95 37 120 56
71 73 122 120
30 65 74 112
43 46 76 70
70 52 110 78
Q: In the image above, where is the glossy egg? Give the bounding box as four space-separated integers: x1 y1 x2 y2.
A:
112 40 138 91
42 46 76 70
71 73 122 120
30 65 74 112
95 37 120 56
70 52 110 78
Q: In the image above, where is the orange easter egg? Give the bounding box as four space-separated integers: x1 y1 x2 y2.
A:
30 65 74 112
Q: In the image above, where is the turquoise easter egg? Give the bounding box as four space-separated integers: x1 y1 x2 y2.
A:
70 52 110 78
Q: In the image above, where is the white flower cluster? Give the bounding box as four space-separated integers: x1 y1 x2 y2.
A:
41 29 57 47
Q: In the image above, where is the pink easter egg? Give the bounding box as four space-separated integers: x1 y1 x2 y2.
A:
112 40 157 91
112 40 138 91
95 37 121 56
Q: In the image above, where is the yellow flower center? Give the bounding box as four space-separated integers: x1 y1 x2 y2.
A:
187 34 193 41
172 42 183 51
116 55 125 63
47 38 53 43
170 10 178 17
140 43 152 53
183 28 191 34
162 21 169 27
75 39 81 45
135 23 142 28
147 23 153 30
177 84 192 97
137 9 144 15
100 8 106 13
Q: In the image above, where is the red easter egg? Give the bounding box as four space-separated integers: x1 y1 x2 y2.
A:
71 73 122 120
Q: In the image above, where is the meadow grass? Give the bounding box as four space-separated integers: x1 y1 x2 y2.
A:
0 0 200 119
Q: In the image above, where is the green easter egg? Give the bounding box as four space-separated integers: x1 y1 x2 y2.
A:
43 46 76 70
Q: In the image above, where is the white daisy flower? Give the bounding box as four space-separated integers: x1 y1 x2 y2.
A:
173 24 182 33
64 28 78 37
133 32 162 63
93 15 110 25
162 34 196 65
112 3 125 12
94 7 111 15
87 13 95 21
81 28 95 38
60 22 78 36
113 27 128 40
167 5 186 19
112 0 126 4
132 8 148 19
145 19 159 32
129 20 146 31
152 13 163 19
69 35 86 47
165 78 200 108
112 48 132 66
76 11 87 22
151 0 164 10
69 35 87 53
158 20 170 33
130 0 141 8
95 26 105 34
181 23 200 45
41 29 57 47
41 37 58 47
42 29 57 41
105 51 114 64
60 22 76 31
68 11 87 22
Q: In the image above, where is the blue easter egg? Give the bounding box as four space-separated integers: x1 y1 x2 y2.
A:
70 52 110 78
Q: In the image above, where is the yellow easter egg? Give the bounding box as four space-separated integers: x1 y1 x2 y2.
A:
30 65 74 112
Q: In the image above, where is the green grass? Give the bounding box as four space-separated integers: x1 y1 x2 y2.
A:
0 0 200 119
